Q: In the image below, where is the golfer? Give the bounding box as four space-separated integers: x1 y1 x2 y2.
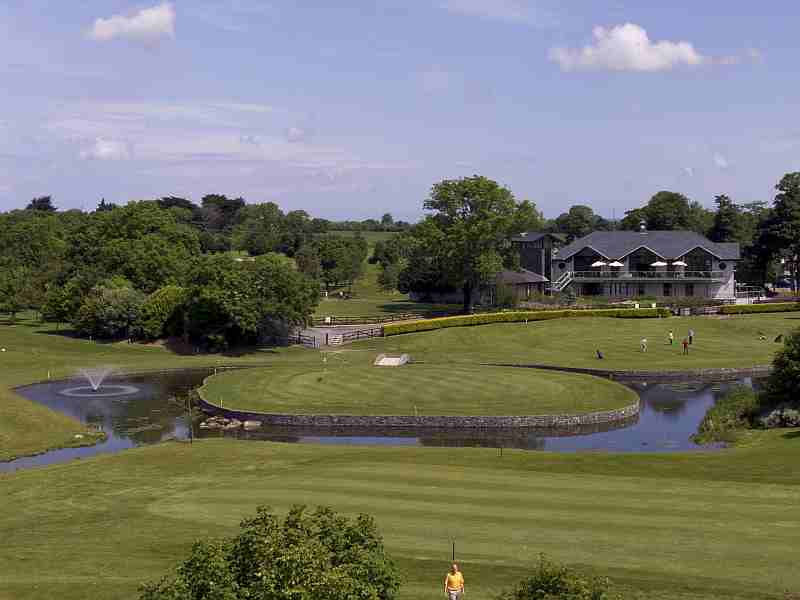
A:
444 563 465 600
682 338 690 355
640 338 647 352
668 330 674 345
688 328 695 345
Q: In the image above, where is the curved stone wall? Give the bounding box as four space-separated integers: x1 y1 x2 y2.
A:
194 391 640 429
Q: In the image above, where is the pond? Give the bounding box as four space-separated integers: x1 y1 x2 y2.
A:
1 369 750 473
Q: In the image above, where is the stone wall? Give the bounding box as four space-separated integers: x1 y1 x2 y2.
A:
194 392 641 429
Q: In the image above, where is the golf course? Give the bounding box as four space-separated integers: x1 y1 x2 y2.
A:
365 313 799 370
199 361 638 416
1 311 799 600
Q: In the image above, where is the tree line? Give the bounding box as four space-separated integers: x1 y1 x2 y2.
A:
371 173 800 312
0 196 374 348
2 172 799 334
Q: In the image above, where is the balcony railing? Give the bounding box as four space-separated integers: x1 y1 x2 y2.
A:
572 270 727 281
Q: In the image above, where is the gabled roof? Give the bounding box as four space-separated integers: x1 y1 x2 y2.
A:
511 232 566 243
497 269 549 285
555 231 740 261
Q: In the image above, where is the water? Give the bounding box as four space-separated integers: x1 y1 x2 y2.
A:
78 367 115 392
1 370 752 473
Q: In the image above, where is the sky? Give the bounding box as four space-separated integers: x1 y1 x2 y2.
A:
0 1 798 220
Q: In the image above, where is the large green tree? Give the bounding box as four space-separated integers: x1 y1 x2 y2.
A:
399 176 523 312
621 191 712 234
232 202 286 256
550 205 604 241
186 253 319 349
757 173 800 290
25 195 56 212
140 505 400 600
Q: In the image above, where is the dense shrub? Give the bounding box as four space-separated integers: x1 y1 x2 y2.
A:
720 302 800 315
73 282 146 339
693 386 761 444
384 308 670 336
139 505 400 600
137 285 188 340
765 328 800 403
498 554 621 600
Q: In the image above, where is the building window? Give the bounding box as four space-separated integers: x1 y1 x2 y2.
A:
637 284 646 296
558 262 566 270
663 283 672 297
719 262 727 270
686 283 694 297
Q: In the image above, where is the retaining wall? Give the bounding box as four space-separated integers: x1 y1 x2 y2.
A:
194 391 640 429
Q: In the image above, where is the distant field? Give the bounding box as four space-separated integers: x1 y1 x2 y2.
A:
355 313 799 371
200 362 637 416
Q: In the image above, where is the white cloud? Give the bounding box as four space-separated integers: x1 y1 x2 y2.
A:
88 3 176 43
549 23 706 72
80 138 131 160
683 166 695 177
713 153 729 170
440 0 555 26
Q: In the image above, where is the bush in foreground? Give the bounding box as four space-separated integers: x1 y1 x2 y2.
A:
498 554 621 600
140 505 400 600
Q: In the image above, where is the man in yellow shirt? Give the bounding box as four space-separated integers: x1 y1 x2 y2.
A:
443 562 465 599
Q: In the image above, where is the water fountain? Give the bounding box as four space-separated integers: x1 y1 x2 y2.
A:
58 367 140 398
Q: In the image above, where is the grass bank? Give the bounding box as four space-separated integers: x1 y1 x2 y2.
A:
0 317 316 461
200 362 638 416
1 433 799 600
357 314 798 371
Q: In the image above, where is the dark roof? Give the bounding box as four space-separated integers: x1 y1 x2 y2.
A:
555 230 740 261
496 269 549 285
511 232 566 243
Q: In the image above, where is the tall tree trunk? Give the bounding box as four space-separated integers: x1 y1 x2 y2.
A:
462 281 474 314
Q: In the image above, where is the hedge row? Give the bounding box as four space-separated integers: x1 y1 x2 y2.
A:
383 307 670 336
719 302 800 315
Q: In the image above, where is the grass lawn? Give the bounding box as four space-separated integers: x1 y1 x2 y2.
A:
359 313 800 371
200 362 638 416
1 432 799 600
0 316 317 462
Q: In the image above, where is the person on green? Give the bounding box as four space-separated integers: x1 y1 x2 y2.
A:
444 562 465 600
668 330 674 345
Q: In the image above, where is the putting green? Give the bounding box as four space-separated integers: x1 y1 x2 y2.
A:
200 362 638 416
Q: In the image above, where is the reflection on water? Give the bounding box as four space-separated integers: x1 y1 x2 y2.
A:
1 370 753 473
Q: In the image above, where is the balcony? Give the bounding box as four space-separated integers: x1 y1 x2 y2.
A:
572 270 727 282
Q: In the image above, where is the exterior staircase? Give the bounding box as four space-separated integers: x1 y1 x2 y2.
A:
549 271 574 293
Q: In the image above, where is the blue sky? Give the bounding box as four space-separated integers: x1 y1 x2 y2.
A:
1 1 798 220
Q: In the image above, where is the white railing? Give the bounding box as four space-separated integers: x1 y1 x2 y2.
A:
572 270 727 281
549 271 574 292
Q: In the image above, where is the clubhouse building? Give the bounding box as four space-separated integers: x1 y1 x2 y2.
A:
513 227 740 300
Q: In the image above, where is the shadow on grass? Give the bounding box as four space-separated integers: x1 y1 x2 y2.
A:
781 430 800 440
